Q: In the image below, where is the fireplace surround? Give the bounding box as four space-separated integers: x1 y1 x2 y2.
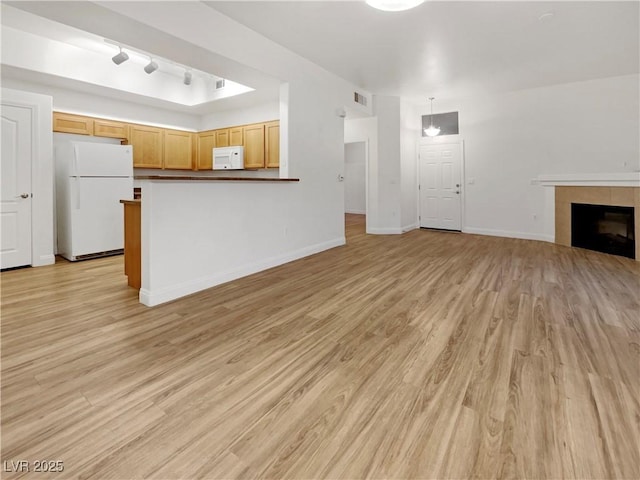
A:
555 186 640 261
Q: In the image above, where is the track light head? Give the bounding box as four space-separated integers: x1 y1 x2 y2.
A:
144 59 158 74
183 70 192 85
111 48 129 65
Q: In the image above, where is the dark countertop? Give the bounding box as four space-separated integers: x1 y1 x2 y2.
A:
119 199 141 205
135 176 300 182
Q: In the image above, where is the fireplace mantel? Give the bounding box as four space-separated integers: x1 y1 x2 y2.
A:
538 172 640 187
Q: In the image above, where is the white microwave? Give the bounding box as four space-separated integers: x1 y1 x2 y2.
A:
213 146 244 170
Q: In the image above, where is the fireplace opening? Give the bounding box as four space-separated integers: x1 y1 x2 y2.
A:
571 203 635 259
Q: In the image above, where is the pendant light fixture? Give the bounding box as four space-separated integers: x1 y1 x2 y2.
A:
424 97 441 137
366 0 424 12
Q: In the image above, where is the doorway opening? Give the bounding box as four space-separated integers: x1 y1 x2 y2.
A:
344 141 367 241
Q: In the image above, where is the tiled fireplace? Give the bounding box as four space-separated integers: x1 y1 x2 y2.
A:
555 186 640 261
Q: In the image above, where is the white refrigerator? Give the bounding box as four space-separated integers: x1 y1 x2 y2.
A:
56 141 133 261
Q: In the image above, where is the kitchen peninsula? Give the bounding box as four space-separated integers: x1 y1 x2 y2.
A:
123 175 312 307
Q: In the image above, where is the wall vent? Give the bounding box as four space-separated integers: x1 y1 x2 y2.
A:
354 92 367 106
215 79 226 89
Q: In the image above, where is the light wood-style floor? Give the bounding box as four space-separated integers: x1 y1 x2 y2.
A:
2 214 639 479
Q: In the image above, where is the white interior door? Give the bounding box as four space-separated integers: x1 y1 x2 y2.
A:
419 143 462 230
1 105 32 269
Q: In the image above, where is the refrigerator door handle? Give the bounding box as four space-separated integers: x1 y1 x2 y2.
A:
73 145 79 176
74 177 81 209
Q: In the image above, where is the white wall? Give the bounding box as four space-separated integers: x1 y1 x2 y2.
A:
373 95 402 234
415 73 640 242
200 100 279 130
1 77 200 131
400 98 419 231
344 142 366 214
1 88 54 266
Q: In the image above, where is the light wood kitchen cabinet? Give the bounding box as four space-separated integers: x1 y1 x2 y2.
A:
129 124 163 168
53 112 94 135
163 129 193 170
52 111 281 171
243 123 265 169
230 126 243 146
265 121 280 168
215 129 229 148
93 118 129 139
196 130 216 170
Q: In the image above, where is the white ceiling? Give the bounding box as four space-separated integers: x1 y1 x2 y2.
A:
2 1 638 113
209 1 640 101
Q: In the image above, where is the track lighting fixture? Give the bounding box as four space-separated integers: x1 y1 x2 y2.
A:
111 47 129 65
183 70 192 85
144 59 158 74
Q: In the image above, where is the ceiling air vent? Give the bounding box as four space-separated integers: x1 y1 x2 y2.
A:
354 92 367 107
215 79 226 89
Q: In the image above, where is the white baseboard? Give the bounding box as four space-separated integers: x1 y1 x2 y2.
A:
345 209 366 215
463 226 554 243
402 223 419 233
33 254 55 267
367 227 403 235
139 237 346 307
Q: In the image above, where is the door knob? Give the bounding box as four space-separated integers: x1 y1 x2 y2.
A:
455 191 460 195
16 193 29 199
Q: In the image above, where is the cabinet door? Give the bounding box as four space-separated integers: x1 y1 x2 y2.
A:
265 121 280 168
230 126 243 146
53 112 93 135
215 129 229 147
196 131 216 170
129 125 163 168
243 123 265 169
164 129 193 170
93 118 129 139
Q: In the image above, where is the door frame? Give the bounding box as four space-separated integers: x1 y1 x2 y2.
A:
416 137 465 231
1 88 55 267
344 139 369 234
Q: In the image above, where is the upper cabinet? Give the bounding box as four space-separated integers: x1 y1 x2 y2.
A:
93 118 128 139
196 130 216 170
53 112 93 136
230 126 243 146
52 112 280 171
265 121 280 169
215 129 229 148
129 124 163 169
163 129 193 170
243 124 265 169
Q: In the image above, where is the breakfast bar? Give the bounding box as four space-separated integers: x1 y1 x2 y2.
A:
122 175 319 307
